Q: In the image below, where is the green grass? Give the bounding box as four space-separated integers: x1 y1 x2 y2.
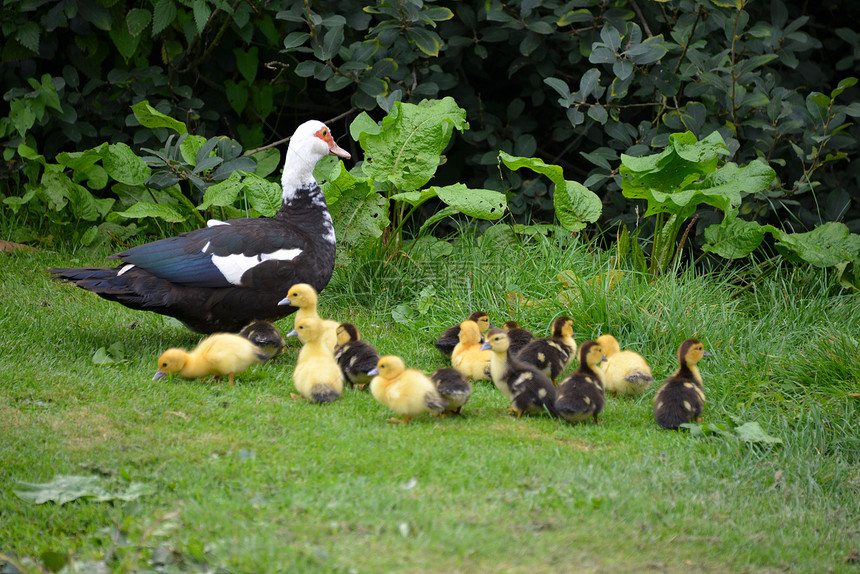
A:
1 231 859 573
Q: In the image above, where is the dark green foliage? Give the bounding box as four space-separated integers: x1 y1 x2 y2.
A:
1 0 858 263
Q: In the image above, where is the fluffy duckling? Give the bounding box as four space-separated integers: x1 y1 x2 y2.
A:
288 317 343 403
451 319 493 381
503 321 535 356
153 333 268 385
555 341 607 424
653 339 711 430
238 320 286 359
482 329 557 417
369 355 448 424
596 334 654 397
333 322 380 389
278 283 339 351
434 311 490 357
515 316 577 383
430 367 473 415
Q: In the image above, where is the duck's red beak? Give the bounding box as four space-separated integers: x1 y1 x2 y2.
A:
316 126 351 159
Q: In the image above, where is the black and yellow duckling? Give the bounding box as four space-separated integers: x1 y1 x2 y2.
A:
434 311 490 357
482 329 557 418
596 334 654 397
153 333 268 386
238 320 286 359
430 367 473 415
555 340 607 424
369 355 448 424
503 321 535 356
515 316 577 383
451 319 493 381
278 283 340 351
653 339 711 430
288 317 343 403
333 322 380 390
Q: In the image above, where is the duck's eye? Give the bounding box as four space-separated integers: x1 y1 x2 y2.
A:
161 362 167 367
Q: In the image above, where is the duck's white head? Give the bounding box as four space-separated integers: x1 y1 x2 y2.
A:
281 120 351 201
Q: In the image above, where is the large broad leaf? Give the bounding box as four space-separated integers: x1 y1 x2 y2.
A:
198 171 243 211
320 160 388 258
130 100 187 134
772 222 860 268
101 142 150 186
241 172 282 217
350 97 468 191
703 214 775 259
433 183 507 220
114 201 187 223
14 475 152 505
499 151 601 232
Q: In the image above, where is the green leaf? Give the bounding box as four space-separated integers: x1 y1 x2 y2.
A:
390 189 437 207
16 21 40 52
39 74 63 112
703 214 773 259
10 99 37 137
198 171 243 210
252 148 281 178
92 342 129 365
432 183 507 220
110 26 141 62
241 172 282 217
192 0 211 34
772 222 860 268
499 151 602 231
127 8 152 37
101 143 151 186
318 160 388 256
152 0 177 36
234 47 258 83
131 101 187 134
283 31 310 50
115 201 187 223
733 422 783 445
14 475 153 505
407 27 443 57
179 134 208 166
351 97 468 191
225 80 248 115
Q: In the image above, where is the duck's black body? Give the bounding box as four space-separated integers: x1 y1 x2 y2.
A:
654 339 709 430
238 320 287 359
49 120 348 334
555 341 606 424
49 190 335 334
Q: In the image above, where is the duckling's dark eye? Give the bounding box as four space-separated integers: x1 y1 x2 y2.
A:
161 362 167 367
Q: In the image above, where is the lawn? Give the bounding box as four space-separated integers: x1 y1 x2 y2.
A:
1 232 858 573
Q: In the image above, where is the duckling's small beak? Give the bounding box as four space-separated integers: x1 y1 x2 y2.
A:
286 329 298 337
480 342 491 351
152 370 167 381
368 367 379 376
703 351 712 357
278 296 291 306
601 355 608 362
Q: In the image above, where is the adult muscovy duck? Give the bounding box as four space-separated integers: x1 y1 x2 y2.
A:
49 120 350 333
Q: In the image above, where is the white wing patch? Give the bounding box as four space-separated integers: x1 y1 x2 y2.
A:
117 264 135 276
201 241 211 253
207 219 229 227
212 248 303 285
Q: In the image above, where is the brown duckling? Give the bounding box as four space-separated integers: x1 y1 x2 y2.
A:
434 311 490 357
238 320 286 359
333 322 380 389
515 316 577 383
431 367 473 415
654 339 711 430
555 341 607 424
482 329 557 418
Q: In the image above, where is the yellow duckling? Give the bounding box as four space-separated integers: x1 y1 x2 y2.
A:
596 334 654 397
434 311 491 357
289 317 344 403
369 355 448 424
451 319 493 381
334 322 380 389
654 339 711 429
515 316 577 383
430 367 473 415
482 329 557 418
153 333 268 385
278 283 339 351
238 320 286 359
555 341 607 424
